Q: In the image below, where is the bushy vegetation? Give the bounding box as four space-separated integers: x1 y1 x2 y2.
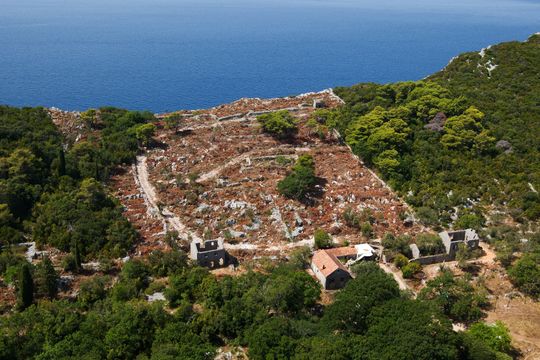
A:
33 178 137 259
382 233 412 258
0 256 510 360
0 106 153 257
333 36 540 226
277 154 317 201
508 253 540 298
416 233 445 256
401 261 422 279
2 36 536 358
419 270 489 323
313 229 332 249
257 110 298 139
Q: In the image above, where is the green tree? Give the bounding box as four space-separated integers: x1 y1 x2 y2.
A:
322 263 400 333
441 106 487 149
78 276 109 307
147 249 188 277
508 254 540 298
34 256 59 299
277 154 317 200
134 123 156 147
165 267 210 307
150 322 215 360
262 270 320 314
247 317 297 360
419 270 488 323
314 229 332 249
104 303 162 360
257 110 297 139
16 263 34 310
362 299 458 360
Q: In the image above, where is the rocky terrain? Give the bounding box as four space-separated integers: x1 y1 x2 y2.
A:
100 90 424 262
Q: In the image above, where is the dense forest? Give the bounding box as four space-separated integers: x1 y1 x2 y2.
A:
0 255 512 360
0 35 539 359
333 33 540 227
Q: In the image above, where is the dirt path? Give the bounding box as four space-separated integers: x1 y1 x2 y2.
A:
476 244 540 359
379 262 410 292
134 155 202 243
197 153 251 183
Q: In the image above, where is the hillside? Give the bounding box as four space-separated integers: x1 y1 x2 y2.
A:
0 36 539 359
333 34 540 228
430 33 540 218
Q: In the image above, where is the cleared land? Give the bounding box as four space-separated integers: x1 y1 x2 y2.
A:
110 91 422 260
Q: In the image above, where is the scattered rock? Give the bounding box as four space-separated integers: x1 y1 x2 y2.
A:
424 112 447 132
196 203 211 213
496 140 513 153
229 230 247 238
147 292 166 302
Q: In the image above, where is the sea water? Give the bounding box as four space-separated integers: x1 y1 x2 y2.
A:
1 0 539 112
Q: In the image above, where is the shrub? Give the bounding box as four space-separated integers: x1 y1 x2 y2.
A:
147 249 188 277
402 262 422 279
419 270 489 323
257 110 297 139
343 207 361 228
416 233 445 256
277 155 317 200
62 254 79 272
467 321 513 355
508 254 540 298
361 222 373 238
79 276 109 307
133 123 156 146
393 254 409 269
314 229 332 249
34 256 59 299
454 211 485 231
382 233 412 258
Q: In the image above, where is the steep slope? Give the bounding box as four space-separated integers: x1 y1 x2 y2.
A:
332 34 540 227
429 33 540 219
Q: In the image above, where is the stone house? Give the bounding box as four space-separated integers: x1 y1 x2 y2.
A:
311 250 352 290
190 239 227 268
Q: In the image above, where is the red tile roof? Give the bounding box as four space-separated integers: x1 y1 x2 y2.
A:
312 250 349 277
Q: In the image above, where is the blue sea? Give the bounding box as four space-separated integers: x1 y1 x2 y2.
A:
1 0 539 112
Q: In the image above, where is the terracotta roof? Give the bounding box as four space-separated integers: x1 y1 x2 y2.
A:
326 246 358 258
312 250 349 277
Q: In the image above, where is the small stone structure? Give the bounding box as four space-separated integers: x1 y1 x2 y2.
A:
440 229 480 258
190 239 228 268
409 229 480 265
313 99 326 109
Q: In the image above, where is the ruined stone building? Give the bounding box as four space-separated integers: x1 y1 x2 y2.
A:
439 229 480 259
190 239 227 268
409 229 480 265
